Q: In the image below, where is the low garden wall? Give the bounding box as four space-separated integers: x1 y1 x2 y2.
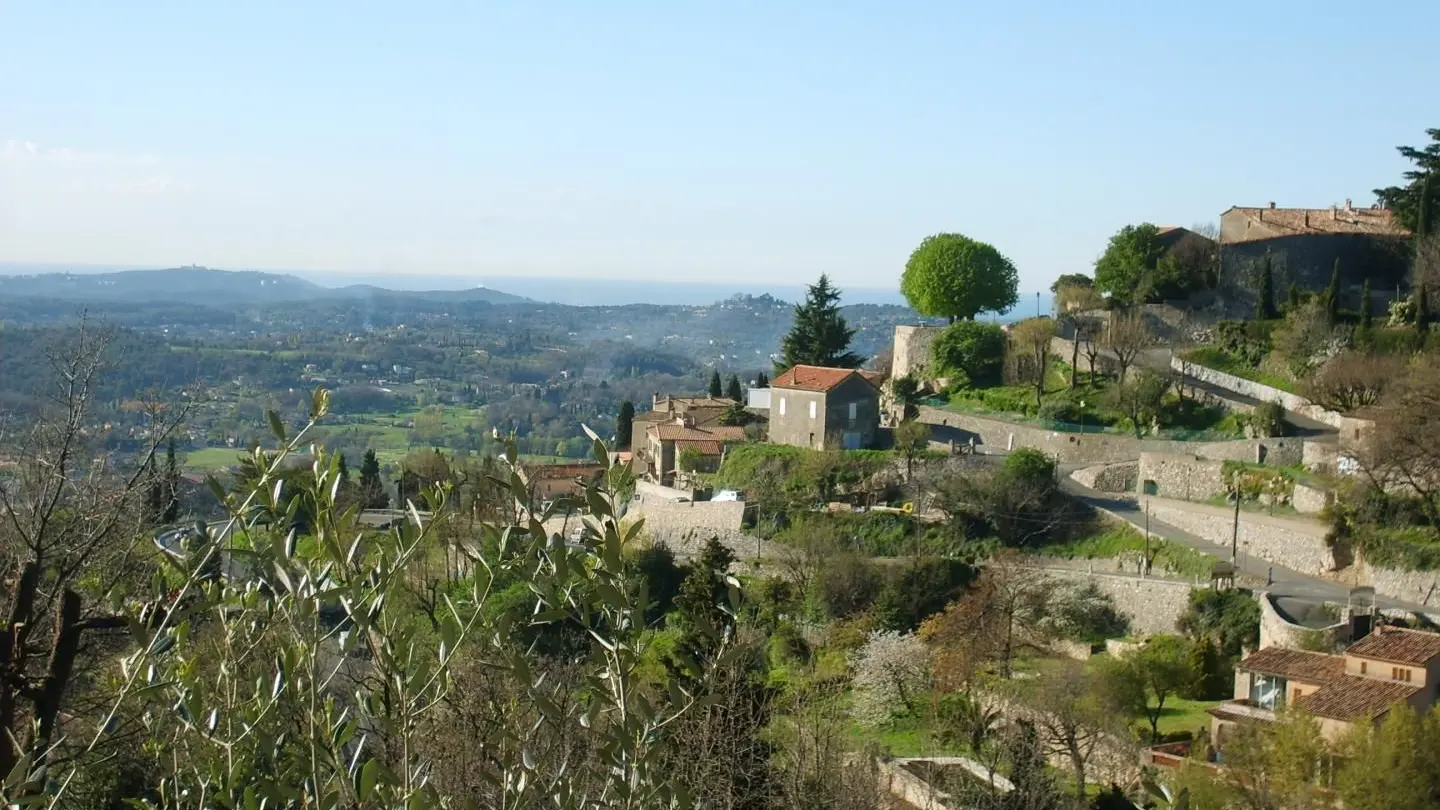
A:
1070 461 1137 493
1171 355 1351 430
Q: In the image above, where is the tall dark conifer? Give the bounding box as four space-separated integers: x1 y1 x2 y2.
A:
1324 258 1341 323
162 438 181 523
708 371 723 398
778 274 863 370
1256 253 1278 320
616 400 635 450
1359 277 1374 332
725 374 742 402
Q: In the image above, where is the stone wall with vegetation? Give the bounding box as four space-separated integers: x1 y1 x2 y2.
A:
1144 499 1336 576
1292 482 1332 515
1361 565 1440 608
1036 568 1195 636
1170 355 1346 428
917 405 1304 467
1070 461 1137 493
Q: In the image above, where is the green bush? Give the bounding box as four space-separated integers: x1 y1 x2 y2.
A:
931 320 1007 387
1353 525 1440 570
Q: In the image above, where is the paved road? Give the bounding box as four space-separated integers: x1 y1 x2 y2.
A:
1058 474 1433 615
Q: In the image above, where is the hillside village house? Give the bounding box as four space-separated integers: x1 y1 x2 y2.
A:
1208 624 1440 744
640 418 745 487
1218 200 1411 313
768 365 883 451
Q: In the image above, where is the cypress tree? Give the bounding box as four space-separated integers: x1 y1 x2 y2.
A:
779 274 864 370
708 370 722 398
143 455 163 527
1324 258 1341 323
725 374 742 402
359 449 388 509
1360 277 1374 331
1256 253 1278 320
755 370 769 389
337 452 350 485
616 400 635 450
162 438 181 523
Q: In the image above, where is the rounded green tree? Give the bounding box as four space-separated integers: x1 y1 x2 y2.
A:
901 233 1019 322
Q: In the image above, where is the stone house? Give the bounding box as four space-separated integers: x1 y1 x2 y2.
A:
639 418 746 487
1217 201 1411 314
768 365 883 451
1209 624 1440 744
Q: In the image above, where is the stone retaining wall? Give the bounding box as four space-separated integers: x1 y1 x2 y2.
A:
1362 566 1440 608
1144 499 1336 576
1035 567 1197 636
1171 356 1352 432
1138 452 1228 501
1292 482 1332 515
917 406 1303 467
893 324 945 382
1258 592 1346 651
1071 461 1138 493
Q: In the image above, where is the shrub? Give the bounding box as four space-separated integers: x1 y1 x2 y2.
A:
932 320 1007 387
850 631 932 727
818 553 883 619
1216 320 1272 366
1248 400 1290 437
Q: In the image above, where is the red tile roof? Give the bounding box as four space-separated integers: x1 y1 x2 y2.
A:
647 424 746 443
675 440 725 455
1238 647 1345 685
1346 625 1440 666
772 365 875 392
1293 676 1420 722
1224 205 1409 243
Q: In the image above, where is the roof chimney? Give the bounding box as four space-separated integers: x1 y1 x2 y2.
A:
1269 201 1276 209
1303 211 1310 228
1345 198 1353 212
1331 204 1338 221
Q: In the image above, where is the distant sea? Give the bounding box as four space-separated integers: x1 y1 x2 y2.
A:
0 263 1052 319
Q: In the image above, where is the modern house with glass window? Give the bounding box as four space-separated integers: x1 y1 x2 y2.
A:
1209 624 1440 744
767 365 883 451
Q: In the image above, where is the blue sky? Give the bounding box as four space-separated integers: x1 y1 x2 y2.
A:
2 1 1436 292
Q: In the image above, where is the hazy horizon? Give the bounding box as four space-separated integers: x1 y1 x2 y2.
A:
5 2 1436 293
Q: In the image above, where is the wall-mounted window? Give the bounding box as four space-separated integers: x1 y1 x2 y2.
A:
1360 661 1367 675
1393 667 1413 683
779 397 786 416
1251 674 1286 710
848 401 858 423
809 401 817 419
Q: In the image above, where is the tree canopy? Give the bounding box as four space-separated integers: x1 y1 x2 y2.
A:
1094 224 1167 304
901 233 1019 322
779 274 863 370
1094 223 1215 304
1374 127 1440 233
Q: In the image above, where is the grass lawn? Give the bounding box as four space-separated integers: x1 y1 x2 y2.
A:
184 446 248 472
1038 526 1215 580
1154 697 1221 737
1181 347 1296 393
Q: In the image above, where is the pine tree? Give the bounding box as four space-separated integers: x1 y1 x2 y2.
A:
359 449 388 509
1360 277 1374 331
162 438 181 523
616 400 635 450
1256 253 1278 320
779 274 864 370
708 370 722 398
337 452 350 485
1324 257 1341 323
725 374 742 402
755 370 769 389
1419 173 1434 240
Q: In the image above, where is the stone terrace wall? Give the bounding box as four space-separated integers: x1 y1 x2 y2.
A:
1036 567 1197 636
1362 565 1440 608
1072 462 1138 493
916 405 1304 467
1258 592 1346 651
1144 499 1336 576
1292 482 1332 515
631 482 752 558
1138 452 1228 501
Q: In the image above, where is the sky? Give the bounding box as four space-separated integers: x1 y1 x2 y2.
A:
2 1 1437 294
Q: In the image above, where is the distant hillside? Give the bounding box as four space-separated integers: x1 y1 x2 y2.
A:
0 267 528 307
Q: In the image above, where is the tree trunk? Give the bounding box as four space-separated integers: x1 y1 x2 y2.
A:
1070 336 1080 389
1069 742 1087 802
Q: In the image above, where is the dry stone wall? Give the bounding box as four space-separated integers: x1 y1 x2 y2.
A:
1071 462 1137 493
1292 482 1332 515
1144 499 1336 576
1361 566 1440 608
1138 452 1228 501
1170 355 1347 429
1036 567 1197 636
893 325 945 382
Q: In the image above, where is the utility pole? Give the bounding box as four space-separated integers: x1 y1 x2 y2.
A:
1144 500 1151 578
1231 481 1242 563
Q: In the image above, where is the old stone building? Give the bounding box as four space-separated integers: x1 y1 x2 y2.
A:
768 365 882 451
1217 201 1411 314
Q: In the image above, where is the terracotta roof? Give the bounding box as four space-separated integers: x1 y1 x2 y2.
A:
1224 205 1409 243
1238 647 1345 685
675 440 725 455
858 370 888 386
772 365 872 392
1346 626 1440 666
1294 676 1420 722
647 424 746 443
